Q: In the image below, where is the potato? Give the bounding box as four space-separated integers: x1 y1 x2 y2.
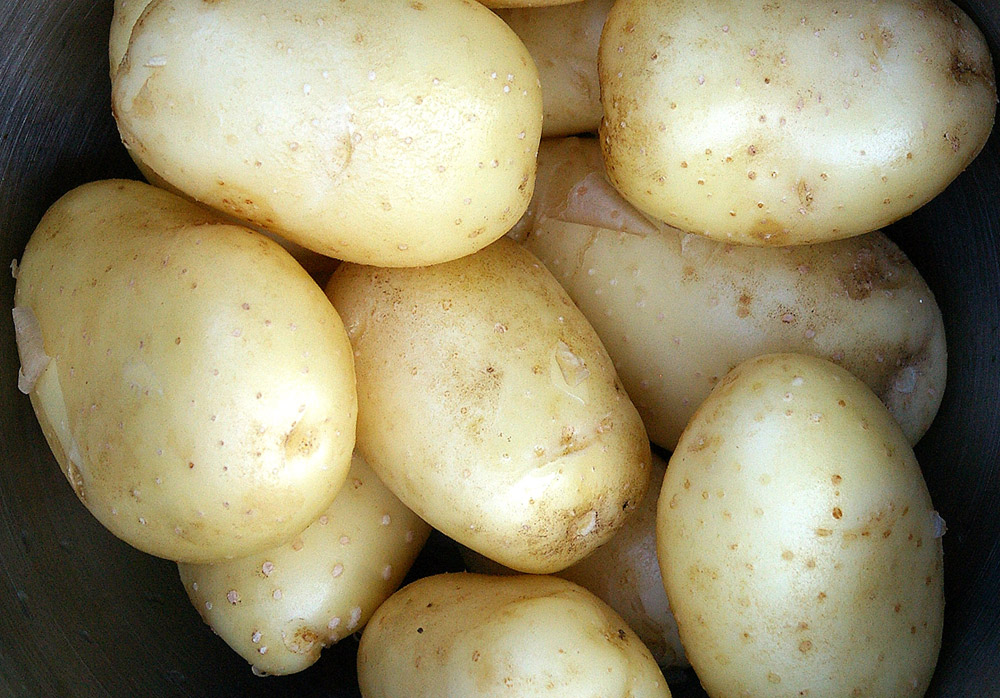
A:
325 237 650 574
512 137 946 450
109 0 147 78
178 451 430 676
12 180 356 563
461 452 687 668
599 0 997 245
495 0 612 138
658 353 944 696
112 0 542 267
358 572 671 697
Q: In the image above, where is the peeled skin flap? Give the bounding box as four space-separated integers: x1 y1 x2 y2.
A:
513 137 946 450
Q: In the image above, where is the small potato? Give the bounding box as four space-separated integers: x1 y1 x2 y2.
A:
178 452 430 676
109 0 147 77
326 237 650 574
462 452 687 668
13 180 356 563
512 137 946 450
113 0 542 266
599 0 997 245
358 572 671 697
658 353 944 696
496 0 613 137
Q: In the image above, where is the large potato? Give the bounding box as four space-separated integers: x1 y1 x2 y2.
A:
326 237 650 574
178 451 430 676
358 572 671 697
113 0 542 267
658 353 944 696
512 137 946 450
599 0 997 245
496 0 612 138
13 180 356 563
461 452 687 668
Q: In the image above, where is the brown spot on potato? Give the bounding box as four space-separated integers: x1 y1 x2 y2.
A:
796 179 814 209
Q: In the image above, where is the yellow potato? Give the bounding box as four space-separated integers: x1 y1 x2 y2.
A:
461 452 688 668
482 0 582 7
358 572 671 697
13 180 356 563
113 0 542 266
658 353 944 696
326 237 650 574
495 0 612 137
512 137 946 449
599 0 997 245
178 452 429 676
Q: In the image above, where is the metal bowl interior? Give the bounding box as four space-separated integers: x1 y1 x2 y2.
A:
0 2 997 696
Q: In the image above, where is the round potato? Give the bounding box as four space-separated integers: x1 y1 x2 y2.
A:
178 451 430 676
13 180 357 563
495 0 612 137
658 353 944 696
358 572 671 697
599 0 997 245
326 237 650 574
461 452 687 668
511 137 946 449
113 0 542 266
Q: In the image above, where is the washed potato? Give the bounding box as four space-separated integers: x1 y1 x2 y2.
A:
113 0 542 266
599 0 997 245
512 137 946 450
178 451 429 676
13 180 357 563
358 572 671 697
496 0 612 137
658 353 944 696
326 237 650 574
462 452 687 668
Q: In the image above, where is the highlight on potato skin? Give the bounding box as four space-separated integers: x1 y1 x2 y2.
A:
599 0 997 246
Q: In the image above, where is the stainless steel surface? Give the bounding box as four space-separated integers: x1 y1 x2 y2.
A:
1 1 997 695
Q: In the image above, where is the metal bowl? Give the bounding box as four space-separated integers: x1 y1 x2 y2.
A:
0 1 996 695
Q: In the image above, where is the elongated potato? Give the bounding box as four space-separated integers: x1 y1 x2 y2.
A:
512 137 945 449
496 0 612 137
326 237 650 574
599 0 996 245
13 180 356 563
178 452 429 676
113 0 542 266
461 452 687 668
358 573 671 697
658 353 944 696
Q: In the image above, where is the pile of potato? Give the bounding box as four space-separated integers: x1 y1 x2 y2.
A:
11 0 996 695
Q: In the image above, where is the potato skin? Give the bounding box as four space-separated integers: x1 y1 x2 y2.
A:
357 573 671 698
513 137 946 449
326 237 650 574
178 452 429 676
496 0 613 138
599 0 997 245
113 0 542 266
658 353 944 697
13 180 357 563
